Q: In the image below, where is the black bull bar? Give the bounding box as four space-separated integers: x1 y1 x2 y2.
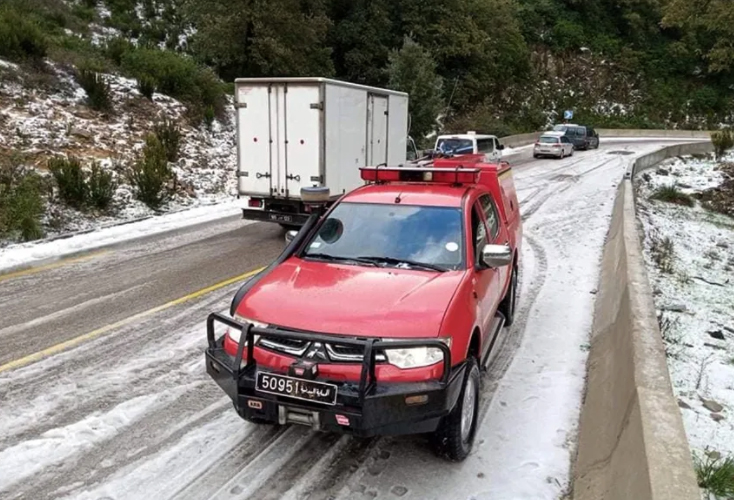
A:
205 312 453 404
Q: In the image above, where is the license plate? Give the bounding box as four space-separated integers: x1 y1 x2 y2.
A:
256 372 338 405
269 213 293 223
541 149 551 153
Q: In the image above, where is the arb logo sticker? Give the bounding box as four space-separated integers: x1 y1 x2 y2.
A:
248 400 263 410
335 414 350 426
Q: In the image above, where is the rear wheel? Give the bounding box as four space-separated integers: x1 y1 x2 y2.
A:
431 357 480 462
498 266 518 326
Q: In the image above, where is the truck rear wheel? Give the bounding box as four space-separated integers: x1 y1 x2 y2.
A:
431 357 480 462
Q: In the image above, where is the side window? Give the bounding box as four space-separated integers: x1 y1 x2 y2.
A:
476 138 494 153
493 138 500 150
479 194 500 239
471 204 488 267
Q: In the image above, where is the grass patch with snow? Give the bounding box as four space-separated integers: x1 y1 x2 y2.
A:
636 153 734 498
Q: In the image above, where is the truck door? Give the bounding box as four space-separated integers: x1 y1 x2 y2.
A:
236 84 273 196
282 84 321 198
367 94 388 165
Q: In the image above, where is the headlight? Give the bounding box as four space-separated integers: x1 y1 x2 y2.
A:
383 338 451 369
226 315 266 344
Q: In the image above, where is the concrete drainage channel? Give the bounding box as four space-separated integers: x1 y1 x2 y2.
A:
572 140 715 500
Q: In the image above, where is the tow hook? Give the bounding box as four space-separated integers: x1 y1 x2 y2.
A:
278 405 321 430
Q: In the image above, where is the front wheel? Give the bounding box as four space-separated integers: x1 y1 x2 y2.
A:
431 357 480 461
498 267 518 326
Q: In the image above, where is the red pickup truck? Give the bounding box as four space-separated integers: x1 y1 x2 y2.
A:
205 156 522 461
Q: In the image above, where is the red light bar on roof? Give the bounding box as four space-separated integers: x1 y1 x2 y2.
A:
360 166 480 185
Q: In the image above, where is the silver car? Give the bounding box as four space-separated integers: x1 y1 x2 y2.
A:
533 133 574 159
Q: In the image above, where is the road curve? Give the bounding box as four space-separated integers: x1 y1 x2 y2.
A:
0 138 693 500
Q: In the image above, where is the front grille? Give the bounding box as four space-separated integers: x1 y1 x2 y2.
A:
258 337 309 356
256 333 386 363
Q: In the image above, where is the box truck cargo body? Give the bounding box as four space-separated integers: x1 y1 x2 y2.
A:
235 77 409 227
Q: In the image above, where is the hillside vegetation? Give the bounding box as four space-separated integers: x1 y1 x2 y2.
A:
0 0 732 243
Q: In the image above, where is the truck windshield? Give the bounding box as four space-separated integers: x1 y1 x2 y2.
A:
435 138 474 155
301 202 464 271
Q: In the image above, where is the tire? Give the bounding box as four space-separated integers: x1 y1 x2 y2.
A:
431 357 480 462
559 150 564 159
533 153 539 159
498 266 518 327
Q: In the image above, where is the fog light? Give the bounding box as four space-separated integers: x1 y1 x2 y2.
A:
423 171 433 181
405 394 429 406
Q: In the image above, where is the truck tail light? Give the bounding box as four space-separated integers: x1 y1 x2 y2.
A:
248 198 263 208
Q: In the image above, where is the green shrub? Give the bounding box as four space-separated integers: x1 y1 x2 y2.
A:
0 154 45 241
0 6 48 62
120 48 225 122
203 106 215 130
128 134 173 208
650 185 695 207
76 68 113 112
695 454 734 499
49 156 87 209
137 75 156 99
712 129 734 159
153 117 182 162
105 36 135 66
87 162 115 210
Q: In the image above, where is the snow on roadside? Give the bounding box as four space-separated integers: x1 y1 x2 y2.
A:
0 58 238 244
636 154 734 470
0 198 246 272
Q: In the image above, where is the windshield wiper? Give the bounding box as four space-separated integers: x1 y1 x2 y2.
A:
304 253 377 266
356 256 449 272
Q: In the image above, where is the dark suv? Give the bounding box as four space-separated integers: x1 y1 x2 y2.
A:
551 124 599 150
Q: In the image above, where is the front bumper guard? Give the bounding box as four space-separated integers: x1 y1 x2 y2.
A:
205 312 463 436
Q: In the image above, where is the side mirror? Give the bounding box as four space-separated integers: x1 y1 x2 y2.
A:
481 244 512 268
285 230 298 244
498 144 505 150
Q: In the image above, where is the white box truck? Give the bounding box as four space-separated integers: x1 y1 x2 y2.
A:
234 77 410 227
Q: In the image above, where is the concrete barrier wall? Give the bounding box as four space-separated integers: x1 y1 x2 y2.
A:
498 129 713 148
572 142 711 500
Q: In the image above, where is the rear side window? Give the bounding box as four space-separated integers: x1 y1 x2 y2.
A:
477 138 495 153
574 126 586 136
479 194 500 239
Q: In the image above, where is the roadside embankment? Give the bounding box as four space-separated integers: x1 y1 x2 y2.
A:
572 142 713 500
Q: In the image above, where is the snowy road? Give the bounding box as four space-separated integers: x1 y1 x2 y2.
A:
0 140 692 500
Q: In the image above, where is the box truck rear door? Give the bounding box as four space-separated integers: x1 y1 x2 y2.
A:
236 84 273 196
367 94 388 165
282 84 322 198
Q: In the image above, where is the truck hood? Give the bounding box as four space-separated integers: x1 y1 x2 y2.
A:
237 258 465 338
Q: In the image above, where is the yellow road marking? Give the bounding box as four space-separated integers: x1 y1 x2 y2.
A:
0 251 111 283
0 266 265 374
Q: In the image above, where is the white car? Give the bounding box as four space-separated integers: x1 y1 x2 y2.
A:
433 131 504 162
533 133 574 159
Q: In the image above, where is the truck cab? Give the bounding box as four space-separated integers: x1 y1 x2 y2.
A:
205 159 522 462
434 132 504 162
